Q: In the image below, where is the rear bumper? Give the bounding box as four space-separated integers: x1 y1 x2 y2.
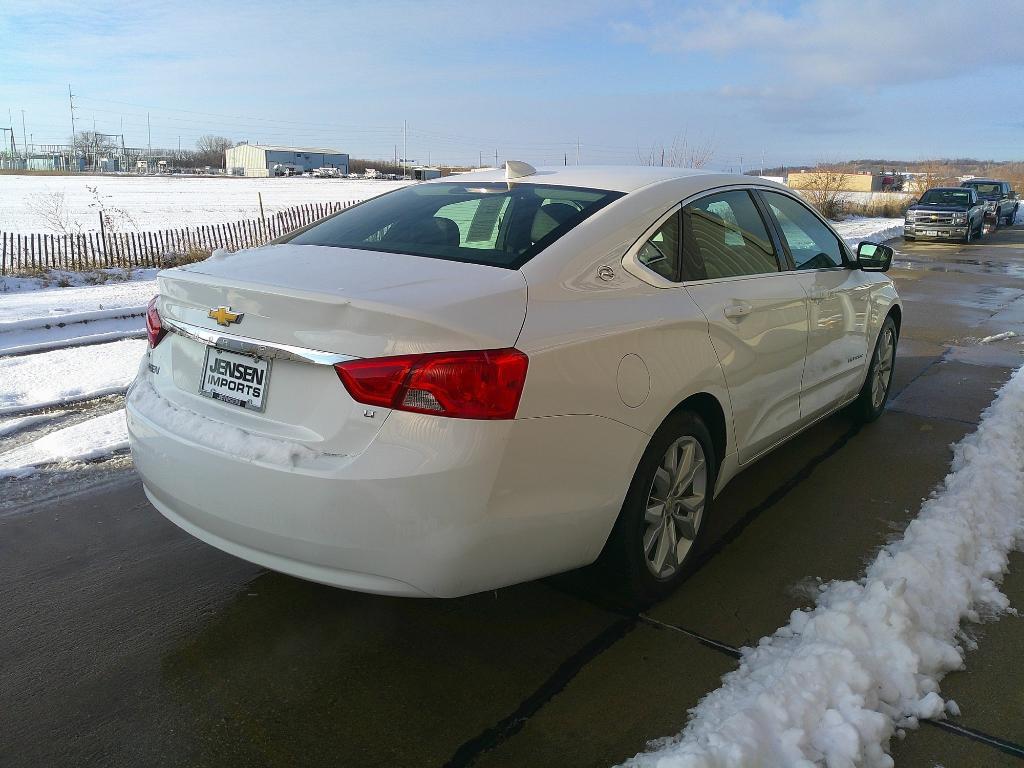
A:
127 373 646 597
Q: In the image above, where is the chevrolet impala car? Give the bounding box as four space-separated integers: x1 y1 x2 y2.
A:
127 164 901 600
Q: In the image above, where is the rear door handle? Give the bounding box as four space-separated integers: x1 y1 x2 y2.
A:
723 302 752 319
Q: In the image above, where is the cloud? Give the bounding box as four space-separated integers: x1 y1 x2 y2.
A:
615 0 1024 89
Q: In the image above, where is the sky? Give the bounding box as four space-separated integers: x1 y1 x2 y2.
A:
2 0 1023 170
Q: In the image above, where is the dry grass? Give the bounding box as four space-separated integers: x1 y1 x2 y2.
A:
160 246 211 267
843 195 915 218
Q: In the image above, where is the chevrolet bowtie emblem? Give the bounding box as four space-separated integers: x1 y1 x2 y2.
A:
208 306 243 326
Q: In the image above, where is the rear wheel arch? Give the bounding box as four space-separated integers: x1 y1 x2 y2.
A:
669 392 728 467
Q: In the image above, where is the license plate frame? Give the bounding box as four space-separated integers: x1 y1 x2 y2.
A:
924 230 939 236
199 346 272 412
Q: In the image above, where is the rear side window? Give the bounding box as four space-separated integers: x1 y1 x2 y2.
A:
681 191 779 281
286 182 622 268
963 182 1000 196
637 211 681 280
760 191 845 270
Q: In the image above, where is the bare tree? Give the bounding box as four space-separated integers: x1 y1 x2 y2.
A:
908 163 957 196
194 135 235 168
790 165 854 220
69 130 119 153
27 191 80 235
637 132 715 169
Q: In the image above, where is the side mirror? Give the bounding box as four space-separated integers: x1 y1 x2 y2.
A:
857 241 893 272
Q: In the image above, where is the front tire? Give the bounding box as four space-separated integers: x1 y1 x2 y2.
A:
853 316 898 423
606 410 718 604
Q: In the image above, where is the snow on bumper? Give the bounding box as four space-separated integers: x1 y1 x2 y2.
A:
126 373 644 597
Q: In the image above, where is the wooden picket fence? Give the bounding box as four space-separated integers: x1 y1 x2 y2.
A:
0 200 362 274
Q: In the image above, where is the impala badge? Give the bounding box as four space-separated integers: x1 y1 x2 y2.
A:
208 306 244 326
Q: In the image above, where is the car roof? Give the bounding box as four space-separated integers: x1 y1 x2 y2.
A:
429 165 763 194
962 178 1002 184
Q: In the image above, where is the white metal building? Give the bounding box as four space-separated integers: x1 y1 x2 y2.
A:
226 144 350 177
412 166 442 181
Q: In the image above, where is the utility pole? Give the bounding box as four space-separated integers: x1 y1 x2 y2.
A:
403 119 407 179
147 112 152 157
21 110 28 162
494 149 498 168
739 154 744 175
479 150 483 168
576 138 580 165
68 85 76 150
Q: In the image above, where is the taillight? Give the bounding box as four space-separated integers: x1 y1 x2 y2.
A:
146 296 167 348
334 348 529 420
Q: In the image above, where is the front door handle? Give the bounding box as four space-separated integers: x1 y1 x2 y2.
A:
723 301 752 320
808 288 833 301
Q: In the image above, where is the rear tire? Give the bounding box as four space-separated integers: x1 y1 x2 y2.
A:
852 316 898 423
605 410 718 604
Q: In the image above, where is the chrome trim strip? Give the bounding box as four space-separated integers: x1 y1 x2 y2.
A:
163 317 358 366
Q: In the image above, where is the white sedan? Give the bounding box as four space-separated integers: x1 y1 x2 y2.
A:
127 164 901 599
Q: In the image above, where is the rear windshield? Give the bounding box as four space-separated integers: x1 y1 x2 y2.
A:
919 189 972 206
286 182 623 268
962 182 1001 195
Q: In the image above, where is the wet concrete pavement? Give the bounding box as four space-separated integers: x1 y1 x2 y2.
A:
3 225 1024 767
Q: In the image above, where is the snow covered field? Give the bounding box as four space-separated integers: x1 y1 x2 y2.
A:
0 174 408 234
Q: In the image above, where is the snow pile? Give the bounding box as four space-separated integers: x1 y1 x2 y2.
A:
128 375 319 467
0 339 147 415
0 409 128 479
0 411 68 438
832 217 905 249
979 331 1017 344
623 364 1024 768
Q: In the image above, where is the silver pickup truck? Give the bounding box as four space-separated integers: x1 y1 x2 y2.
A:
960 179 1019 227
904 187 985 243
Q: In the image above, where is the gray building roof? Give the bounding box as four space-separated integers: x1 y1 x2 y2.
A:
240 144 348 155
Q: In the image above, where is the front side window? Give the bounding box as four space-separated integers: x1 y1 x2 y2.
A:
760 191 845 270
287 182 622 268
637 211 681 280
681 190 779 281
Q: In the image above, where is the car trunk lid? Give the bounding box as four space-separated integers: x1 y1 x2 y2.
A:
146 243 528 456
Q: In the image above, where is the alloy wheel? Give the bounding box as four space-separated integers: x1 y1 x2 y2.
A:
642 436 707 580
871 328 895 409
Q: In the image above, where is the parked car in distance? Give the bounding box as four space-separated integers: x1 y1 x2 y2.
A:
904 187 985 243
128 164 901 601
960 178 1019 227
